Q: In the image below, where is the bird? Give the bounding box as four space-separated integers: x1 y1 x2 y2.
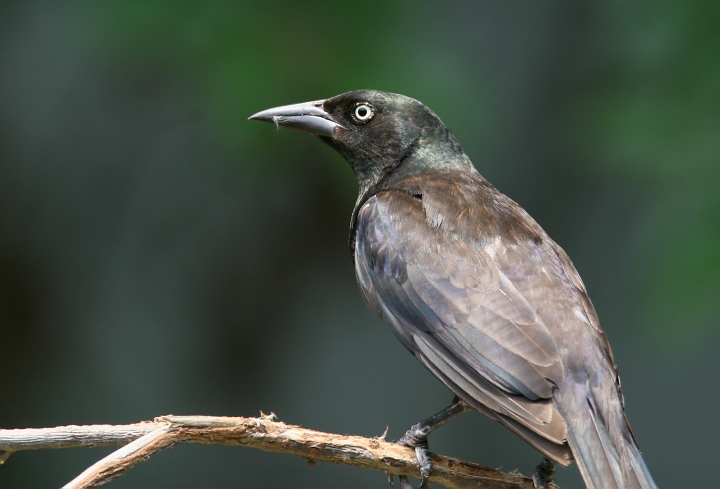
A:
249 90 656 489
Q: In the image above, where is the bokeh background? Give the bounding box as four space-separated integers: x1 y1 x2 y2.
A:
1 1 718 488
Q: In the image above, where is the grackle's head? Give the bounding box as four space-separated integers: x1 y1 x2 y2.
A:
250 90 469 190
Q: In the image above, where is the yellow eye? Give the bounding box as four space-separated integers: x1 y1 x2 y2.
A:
353 103 374 122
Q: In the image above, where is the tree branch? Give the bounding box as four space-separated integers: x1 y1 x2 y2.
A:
0 414 555 489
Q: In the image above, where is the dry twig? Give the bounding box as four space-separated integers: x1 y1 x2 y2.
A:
0 414 556 489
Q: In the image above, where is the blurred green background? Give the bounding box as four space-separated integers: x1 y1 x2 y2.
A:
1 1 718 488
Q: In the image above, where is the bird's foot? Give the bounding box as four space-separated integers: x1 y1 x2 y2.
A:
532 457 556 489
393 423 432 488
386 474 416 489
388 398 470 488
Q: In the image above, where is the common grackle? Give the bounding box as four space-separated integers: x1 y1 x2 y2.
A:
250 90 656 489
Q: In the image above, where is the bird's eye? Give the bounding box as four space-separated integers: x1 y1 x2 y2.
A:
353 103 374 122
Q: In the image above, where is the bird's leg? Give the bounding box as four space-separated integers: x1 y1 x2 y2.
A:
391 397 470 489
532 457 556 489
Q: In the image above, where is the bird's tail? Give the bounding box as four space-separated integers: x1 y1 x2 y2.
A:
556 384 657 489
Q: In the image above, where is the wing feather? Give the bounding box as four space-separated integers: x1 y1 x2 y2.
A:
355 190 573 453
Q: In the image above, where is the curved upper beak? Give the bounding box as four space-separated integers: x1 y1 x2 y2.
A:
248 99 345 138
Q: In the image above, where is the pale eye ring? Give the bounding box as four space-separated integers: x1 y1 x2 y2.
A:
353 103 374 122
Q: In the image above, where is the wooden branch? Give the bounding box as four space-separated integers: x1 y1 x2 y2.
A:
0 414 555 489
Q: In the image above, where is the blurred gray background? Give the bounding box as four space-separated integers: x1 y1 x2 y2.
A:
1 1 718 488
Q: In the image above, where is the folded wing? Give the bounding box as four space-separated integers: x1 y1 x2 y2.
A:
355 189 576 462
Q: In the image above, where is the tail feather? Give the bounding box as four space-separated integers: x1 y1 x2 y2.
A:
557 384 657 489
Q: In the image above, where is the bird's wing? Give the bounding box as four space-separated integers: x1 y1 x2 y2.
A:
355 190 573 452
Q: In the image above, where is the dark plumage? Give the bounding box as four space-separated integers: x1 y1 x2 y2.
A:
250 90 656 489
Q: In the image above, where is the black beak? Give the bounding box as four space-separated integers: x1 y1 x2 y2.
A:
248 99 345 138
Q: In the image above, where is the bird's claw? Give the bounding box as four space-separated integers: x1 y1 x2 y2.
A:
418 475 429 489
397 423 431 447
395 424 432 488
387 472 428 489
415 444 432 479
532 457 556 489
398 475 414 489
